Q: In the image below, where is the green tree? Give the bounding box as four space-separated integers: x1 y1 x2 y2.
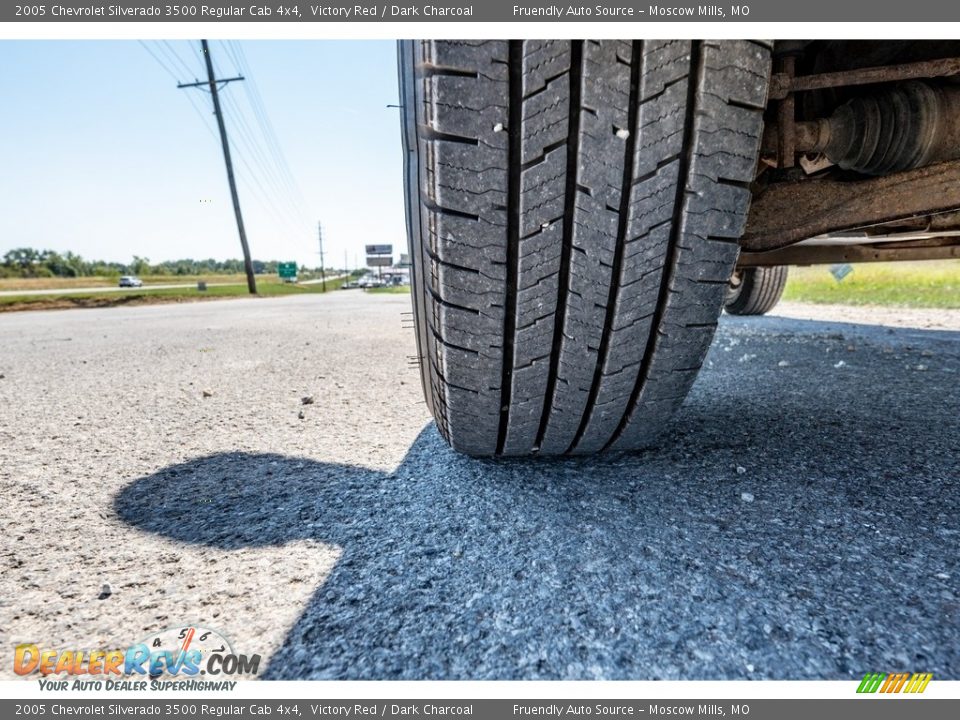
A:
130 256 151 275
3 247 41 272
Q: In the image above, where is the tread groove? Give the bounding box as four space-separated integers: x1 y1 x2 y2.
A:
533 40 584 454
568 40 643 454
605 40 703 451
495 41 524 456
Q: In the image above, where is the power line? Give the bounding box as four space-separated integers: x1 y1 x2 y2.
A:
137 40 179 83
180 86 219 141
229 41 310 218
139 39 309 264
216 40 311 237
161 40 198 81
220 91 301 219
187 40 205 71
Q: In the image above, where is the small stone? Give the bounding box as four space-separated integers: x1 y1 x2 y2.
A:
540 221 551 230
98 583 112 600
915 364 928 371
615 128 630 140
777 360 790 367
301 396 315 405
493 122 504 132
741 492 754 503
936 572 950 580
746 663 755 673
834 360 846 368
201 389 213 398
298 410 306 420
736 466 747 475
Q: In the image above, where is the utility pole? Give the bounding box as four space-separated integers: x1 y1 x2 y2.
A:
318 222 326 292
179 40 256 295
344 249 348 276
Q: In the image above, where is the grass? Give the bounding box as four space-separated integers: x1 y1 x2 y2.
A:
0 276 345 312
782 260 960 309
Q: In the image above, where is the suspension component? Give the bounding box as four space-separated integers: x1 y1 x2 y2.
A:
795 81 960 174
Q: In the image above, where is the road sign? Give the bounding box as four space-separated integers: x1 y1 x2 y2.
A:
365 244 393 255
367 256 393 267
278 262 298 279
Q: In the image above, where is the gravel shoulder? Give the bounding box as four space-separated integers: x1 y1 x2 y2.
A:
771 301 960 330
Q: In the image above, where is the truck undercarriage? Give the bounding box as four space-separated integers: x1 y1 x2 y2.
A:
741 40 960 269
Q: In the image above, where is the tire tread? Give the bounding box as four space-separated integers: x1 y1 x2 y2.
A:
401 39 771 456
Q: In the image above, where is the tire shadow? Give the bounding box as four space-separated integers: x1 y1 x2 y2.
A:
114 319 960 679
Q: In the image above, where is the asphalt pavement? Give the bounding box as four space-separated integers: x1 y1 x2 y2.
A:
0 291 957 680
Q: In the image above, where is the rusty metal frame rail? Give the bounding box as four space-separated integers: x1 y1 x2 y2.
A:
742 159 960 252
738 239 960 267
769 56 960 100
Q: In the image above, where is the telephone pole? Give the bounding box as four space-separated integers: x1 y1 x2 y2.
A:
317 222 327 292
179 40 257 295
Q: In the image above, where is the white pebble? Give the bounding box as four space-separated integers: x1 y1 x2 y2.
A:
540 221 551 230
834 360 846 368
736 466 747 475
615 128 630 139
493 123 504 132
741 492 754 503
777 360 790 367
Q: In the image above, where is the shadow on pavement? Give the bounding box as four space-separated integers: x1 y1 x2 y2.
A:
114 318 959 679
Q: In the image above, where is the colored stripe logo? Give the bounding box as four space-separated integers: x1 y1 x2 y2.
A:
857 672 932 694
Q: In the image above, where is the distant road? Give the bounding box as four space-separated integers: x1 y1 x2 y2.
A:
0 274 347 297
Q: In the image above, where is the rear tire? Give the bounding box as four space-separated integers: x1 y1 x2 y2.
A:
399 40 771 456
725 266 789 316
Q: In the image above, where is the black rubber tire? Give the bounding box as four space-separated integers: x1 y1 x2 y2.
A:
725 266 789 316
399 40 771 457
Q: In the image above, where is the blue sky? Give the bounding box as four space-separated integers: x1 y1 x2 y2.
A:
0 40 404 269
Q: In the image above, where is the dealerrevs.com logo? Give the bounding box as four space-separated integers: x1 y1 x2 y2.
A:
14 625 261 690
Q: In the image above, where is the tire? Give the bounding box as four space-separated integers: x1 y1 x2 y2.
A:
725 266 789 316
399 40 771 457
